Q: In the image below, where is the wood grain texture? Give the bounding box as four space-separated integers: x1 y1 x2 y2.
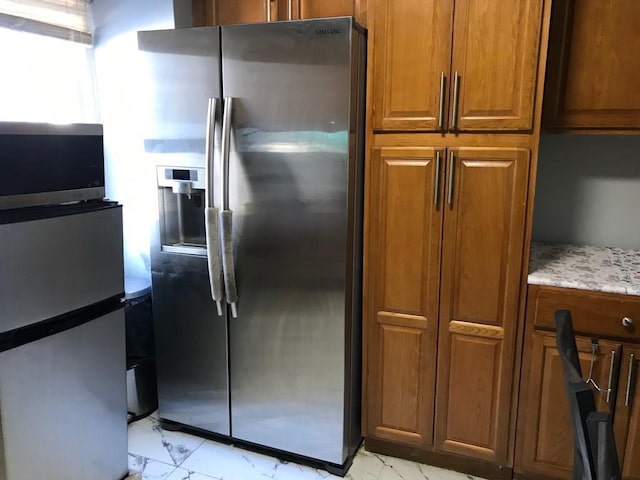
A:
450 0 543 131
530 285 640 343
436 147 530 463
371 0 453 131
290 0 355 19
543 0 640 129
519 332 621 479
614 345 640 478
366 146 443 448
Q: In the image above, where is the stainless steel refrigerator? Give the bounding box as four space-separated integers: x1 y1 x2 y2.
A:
138 17 365 473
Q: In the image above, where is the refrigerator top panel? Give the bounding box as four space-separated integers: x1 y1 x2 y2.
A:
221 17 355 143
137 27 221 169
0 122 105 211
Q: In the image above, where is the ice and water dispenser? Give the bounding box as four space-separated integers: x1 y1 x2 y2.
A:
156 166 207 255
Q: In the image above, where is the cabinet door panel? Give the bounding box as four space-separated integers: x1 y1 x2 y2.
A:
436 148 529 462
290 0 354 19
217 0 277 24
543 0 640 129
521 333 621 478
450 0 543 130
372 0 453 131
367 147 443 448
614 346 640 479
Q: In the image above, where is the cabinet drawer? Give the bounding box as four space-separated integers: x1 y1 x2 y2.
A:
529 285 640 342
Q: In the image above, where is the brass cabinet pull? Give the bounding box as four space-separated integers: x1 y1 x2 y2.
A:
288 0 293 20
438 72 446 130
266 0 271 22
450 71 460 130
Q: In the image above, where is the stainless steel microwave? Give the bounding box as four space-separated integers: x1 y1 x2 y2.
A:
0 122 105 210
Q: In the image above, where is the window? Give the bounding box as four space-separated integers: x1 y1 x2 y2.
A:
0 0 96 124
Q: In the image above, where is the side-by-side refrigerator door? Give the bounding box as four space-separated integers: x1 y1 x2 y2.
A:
137 27 230 436
221 18 356 465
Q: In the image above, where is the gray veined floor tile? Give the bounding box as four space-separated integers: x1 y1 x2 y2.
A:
128 416 206 466
128 453 177 480
165 467 220 480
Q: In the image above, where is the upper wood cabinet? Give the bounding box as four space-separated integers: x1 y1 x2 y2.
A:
543 0 640 130
371 0 544 132
192 0 364 26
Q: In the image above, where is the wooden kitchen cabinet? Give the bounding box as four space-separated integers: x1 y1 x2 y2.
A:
192 0 278 26
516 285 640 479
543 0 640 130
614 345 640 478
366 144 530 465
192 0 363 26
435 147 530 463
366 146 443 448
371 0 544 132
520 332 621 478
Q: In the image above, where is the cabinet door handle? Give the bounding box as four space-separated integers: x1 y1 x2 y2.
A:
434 150 441 208
606 350 616 403
266 0 271 22
438 72 446 130
626 353 635 407
447 151 455 207
450 71 460 130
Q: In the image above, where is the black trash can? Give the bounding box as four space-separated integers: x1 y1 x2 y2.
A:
125 280 157 422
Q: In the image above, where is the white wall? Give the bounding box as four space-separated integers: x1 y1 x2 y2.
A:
92 0 175 291
532 135 640 250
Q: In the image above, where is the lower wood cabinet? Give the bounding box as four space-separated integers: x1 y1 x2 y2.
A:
516 285 640 479
366 143 530 468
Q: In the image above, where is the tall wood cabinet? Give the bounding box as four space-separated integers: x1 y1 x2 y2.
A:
371 0 543 132
364 0 551 477
543 0 640 130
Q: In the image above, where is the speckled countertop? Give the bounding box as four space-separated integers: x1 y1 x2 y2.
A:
528 242 640 296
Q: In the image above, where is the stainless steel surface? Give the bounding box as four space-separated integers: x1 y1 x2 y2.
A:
142 26 231 437
0 122 102 136
434 150 441 207
0 187 105 211
438 72 446 130
0 206 124 333
221 18 364 464
221 97 233 211
626 353 635 407
0 310 128 480
606 350 616 403
622 316 633 327
205 206 223 315
157 166 206 190
127 358 158 417
205 98 218 209
451 71 460 130
447 151 455 206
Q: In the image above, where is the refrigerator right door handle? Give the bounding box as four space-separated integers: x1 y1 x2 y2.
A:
221 97 238 318
204 97 223 316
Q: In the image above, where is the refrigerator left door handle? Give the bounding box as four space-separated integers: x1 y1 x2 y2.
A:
204 97 224 316
221 97 239 318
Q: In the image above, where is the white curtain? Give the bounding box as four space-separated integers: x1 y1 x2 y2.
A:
0 0 91 43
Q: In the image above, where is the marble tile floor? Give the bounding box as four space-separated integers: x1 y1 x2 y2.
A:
126 413 486 480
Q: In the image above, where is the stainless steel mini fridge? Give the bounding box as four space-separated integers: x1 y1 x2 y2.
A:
139 17 366 474
0 123 128 480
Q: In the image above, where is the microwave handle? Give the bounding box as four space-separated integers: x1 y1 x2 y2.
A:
204 97 223 315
